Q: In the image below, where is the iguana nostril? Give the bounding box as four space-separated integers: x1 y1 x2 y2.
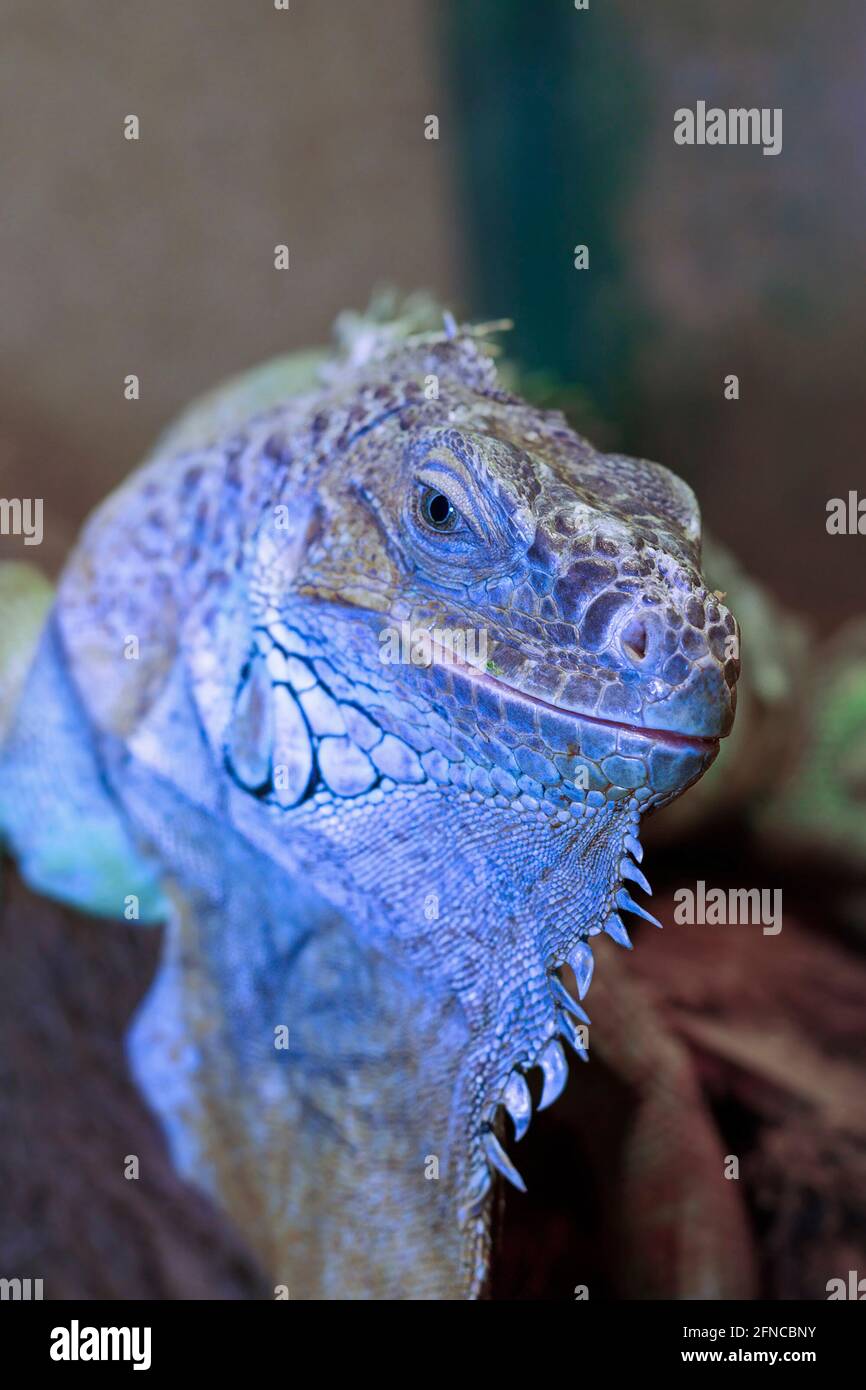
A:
621 617 649 663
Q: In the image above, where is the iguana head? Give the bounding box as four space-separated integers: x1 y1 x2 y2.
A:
240 336 736 818
298 420 733 785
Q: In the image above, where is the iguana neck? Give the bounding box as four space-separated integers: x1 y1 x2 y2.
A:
124 753 633 1298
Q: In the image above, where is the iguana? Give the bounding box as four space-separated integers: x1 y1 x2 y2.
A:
0 298 741 1299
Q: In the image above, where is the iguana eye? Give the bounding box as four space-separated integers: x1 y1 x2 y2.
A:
420 487 459 533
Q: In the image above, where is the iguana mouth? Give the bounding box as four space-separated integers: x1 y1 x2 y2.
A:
479 671 719 751
432 645 720 753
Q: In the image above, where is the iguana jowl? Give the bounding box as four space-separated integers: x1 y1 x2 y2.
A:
0 311 739 1298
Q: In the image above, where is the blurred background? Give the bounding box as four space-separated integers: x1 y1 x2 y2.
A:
0 0 864 1299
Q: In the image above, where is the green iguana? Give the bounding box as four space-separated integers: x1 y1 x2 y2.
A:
0 296 756 1298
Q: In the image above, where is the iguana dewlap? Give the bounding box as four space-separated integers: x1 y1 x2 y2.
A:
0 310 739 1299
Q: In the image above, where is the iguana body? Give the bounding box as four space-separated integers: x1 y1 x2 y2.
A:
0 304 740 1298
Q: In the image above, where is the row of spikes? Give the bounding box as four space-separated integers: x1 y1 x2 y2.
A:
462 829 663 1214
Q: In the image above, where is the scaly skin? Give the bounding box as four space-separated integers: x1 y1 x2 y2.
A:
0 310 739 1298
